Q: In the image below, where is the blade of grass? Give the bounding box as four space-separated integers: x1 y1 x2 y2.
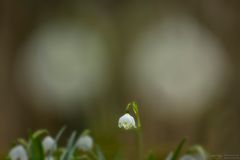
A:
29 136 44 160
32 129 48 139
171 138 186 160
17 138 28 148
60 131 77 160
55 126 67 146
47 126 67 160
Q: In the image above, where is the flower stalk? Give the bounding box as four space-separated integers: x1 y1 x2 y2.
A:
124 102 143 160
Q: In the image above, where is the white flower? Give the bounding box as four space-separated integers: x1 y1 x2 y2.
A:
76 135 93 151
118 113 136 130
9 145 28 160
180 155 197 160
42 136 56 154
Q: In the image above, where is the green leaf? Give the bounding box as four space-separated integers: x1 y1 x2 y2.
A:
61 131 77 160
29 135 45 160
55 126 67 147
125 103 131 113
171 138 186 160
32 129 48 139
96 145 105 160
17 138 28 148
132 102 139 114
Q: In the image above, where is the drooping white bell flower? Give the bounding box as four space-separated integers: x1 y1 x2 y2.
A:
76 135 93 151
118 113 137 130
9 145 28 160
42 136 56 154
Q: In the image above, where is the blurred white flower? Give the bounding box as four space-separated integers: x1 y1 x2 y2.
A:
42 136 56 154
9 145 28 160
180 155 197 160
76 135 93 151
126 13 231 119
118 113 136 130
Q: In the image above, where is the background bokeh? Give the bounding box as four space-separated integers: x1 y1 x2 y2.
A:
0 0 240 159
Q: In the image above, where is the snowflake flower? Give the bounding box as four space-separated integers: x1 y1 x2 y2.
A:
118 113 137 130
9 145 28 160
76 135 93 151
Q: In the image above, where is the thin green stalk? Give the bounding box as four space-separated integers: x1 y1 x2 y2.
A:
127 102 143 160
136 128 143 160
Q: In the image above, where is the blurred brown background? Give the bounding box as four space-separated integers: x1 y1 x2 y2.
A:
0 0 240 159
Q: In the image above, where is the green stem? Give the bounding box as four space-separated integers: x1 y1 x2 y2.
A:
125 102 143 160
134 104 143 160
136 128 143 160
135 112 141 128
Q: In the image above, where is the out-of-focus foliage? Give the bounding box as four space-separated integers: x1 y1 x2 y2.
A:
6 128 208 160
5 102 209 160
6 128 106 160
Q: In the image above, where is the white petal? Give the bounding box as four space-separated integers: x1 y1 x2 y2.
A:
118 113 136 130
9 145 28 160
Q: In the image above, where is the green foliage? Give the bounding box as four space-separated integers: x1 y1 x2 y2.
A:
171 138 186 160
32 130 48 139
7 128 102 160
124 101 142 128
29 129 47 160
6 102 209 160
60 131 77 160
6 129 208 160
132 102 139 115
17 138 28 148
55 126 67 147
29 134 45 160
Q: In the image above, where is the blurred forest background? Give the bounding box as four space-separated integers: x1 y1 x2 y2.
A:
0 0 240 159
